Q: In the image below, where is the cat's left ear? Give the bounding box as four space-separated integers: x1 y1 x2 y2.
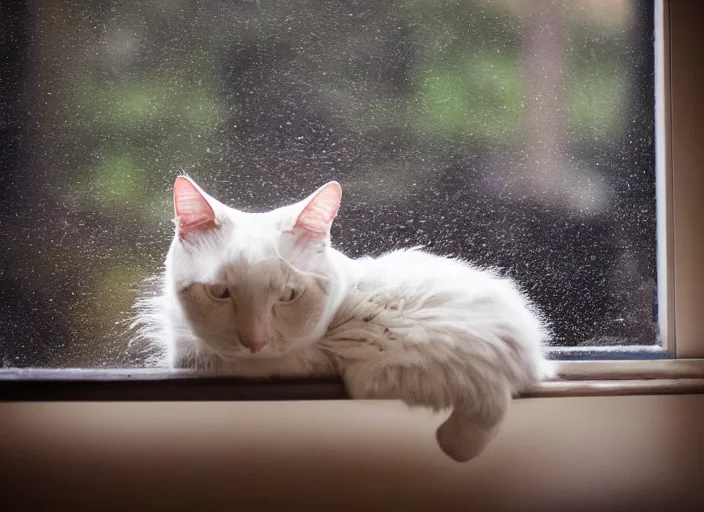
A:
173 176 218 239
293 181 342 240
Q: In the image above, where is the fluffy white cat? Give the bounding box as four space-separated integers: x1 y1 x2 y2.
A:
133 176 554 462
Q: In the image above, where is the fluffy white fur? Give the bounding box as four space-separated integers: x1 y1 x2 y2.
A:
133 176 554 462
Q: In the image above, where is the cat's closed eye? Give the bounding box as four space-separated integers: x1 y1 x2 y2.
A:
207 284 231 300
279 285 300 303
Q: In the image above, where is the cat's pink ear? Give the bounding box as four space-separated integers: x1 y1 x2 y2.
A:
173 177 217 239
293 181 342 240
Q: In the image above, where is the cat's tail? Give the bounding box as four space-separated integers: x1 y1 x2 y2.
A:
436 406 504 463
435 352 558 462
435 381 512 463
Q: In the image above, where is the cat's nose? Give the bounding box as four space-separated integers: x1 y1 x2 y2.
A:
248 342 265 354
239 333 267 354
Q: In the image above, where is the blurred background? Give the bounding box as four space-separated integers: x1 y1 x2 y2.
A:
0 0 657 368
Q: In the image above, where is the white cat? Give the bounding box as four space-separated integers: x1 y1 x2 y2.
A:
133 176 554 462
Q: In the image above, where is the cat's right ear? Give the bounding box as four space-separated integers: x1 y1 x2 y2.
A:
173 177 217 239
293 181 342 241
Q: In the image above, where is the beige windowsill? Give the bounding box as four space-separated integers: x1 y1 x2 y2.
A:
553 359 704 380
1 359 703 399
523 378 704 398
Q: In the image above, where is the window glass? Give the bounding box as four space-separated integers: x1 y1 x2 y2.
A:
0 0 657 368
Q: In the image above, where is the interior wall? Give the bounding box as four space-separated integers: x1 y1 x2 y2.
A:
1 395 703 511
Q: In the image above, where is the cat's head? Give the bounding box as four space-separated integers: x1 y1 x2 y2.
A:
164 176 346 360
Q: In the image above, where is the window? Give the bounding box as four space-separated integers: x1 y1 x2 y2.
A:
0 0 685 371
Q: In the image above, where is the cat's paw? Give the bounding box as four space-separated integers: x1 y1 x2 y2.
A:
435 410 501 463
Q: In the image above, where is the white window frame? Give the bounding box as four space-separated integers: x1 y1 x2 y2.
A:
554 0 704 381
0 0 701 393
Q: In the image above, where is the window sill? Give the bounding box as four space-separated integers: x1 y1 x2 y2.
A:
522 378 704 398
1 359 702 401
553 359 704 380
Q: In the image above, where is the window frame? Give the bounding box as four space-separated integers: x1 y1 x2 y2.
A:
0 0 703 399
667 0 704 360
548 0 704 367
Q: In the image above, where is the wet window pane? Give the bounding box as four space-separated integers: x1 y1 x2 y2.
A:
1 0 658 368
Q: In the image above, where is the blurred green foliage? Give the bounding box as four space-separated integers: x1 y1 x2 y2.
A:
76 78 221 131
566 64 627 140
415 51 524 143
92 153 141 205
